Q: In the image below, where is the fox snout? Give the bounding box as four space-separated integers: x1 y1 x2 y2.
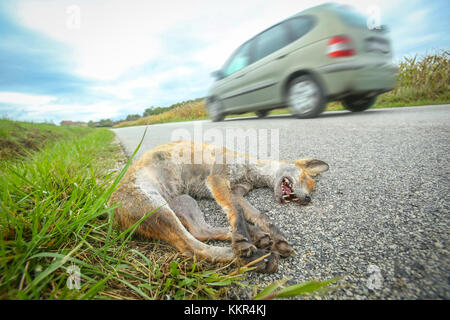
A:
294 192 312 206
301 194 311 204
276 176 313 205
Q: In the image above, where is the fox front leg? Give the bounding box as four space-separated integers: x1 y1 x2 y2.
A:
232 186 296 258
206 175 278 273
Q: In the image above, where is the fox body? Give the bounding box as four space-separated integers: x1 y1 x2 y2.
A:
110 140 328 273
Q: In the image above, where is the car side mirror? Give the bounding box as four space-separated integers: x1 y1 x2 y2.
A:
211 70 224 80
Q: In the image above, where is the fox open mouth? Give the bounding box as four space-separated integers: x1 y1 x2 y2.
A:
280 177 299 203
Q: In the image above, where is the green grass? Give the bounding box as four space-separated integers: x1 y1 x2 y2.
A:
0 119 88 161
0 121 338 299
1 127 121 299
0 125 247 299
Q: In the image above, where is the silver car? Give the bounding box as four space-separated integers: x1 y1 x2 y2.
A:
206 3 397 121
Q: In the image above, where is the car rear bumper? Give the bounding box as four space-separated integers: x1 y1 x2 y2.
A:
317 61 398 98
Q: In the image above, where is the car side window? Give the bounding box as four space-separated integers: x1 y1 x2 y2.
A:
253 22 290 62
222 41 252 77
287 16 315 40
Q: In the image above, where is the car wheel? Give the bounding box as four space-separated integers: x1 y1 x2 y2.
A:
207 99 225 122
342 95 377 112
287 75 326 119
256 110 269 118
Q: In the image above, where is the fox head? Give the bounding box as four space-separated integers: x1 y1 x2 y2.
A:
273 159 329 205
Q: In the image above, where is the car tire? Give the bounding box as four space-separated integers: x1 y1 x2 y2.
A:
342 95 377 112
287 75 326 119
256 110 269 118
207 99 225 122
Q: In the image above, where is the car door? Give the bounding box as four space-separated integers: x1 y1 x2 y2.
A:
233 21 292 110
216 40 254 110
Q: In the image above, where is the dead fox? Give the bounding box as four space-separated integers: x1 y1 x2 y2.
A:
110 140 328 273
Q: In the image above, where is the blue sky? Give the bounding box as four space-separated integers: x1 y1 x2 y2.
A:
0 0 448 123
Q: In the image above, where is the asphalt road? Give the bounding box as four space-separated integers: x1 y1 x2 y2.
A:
113 105 450 299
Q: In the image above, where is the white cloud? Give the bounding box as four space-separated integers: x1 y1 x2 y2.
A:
14 0 325 78
14 0 199 80
0 92 56 105
94 66 194 100
404 7 431 24
94 78 159 100
0 91 125 122
396 33 439 50
16 101 125 123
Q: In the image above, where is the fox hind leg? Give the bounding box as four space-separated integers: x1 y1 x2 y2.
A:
112 185 234 263
168 194 232 242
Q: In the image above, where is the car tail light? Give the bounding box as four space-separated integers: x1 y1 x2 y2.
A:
326 35 355 57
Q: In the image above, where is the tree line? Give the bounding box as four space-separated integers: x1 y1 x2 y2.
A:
83 97 203 127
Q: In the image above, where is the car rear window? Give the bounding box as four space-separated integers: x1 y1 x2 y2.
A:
330 5 368 28
253 23 291 62
287 16 315 40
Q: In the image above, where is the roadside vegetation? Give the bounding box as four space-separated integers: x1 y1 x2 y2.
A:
0 119 87 162
0 120 337 299
114 50 449 128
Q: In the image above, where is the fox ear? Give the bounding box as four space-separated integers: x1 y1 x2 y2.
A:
295 159 329 177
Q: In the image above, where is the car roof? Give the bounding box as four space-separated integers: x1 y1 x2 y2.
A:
245 3 335 42
288 2 336 18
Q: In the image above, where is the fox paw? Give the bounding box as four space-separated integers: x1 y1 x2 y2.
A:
232 233 257 258
250 230 273 250
272 238 296 258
